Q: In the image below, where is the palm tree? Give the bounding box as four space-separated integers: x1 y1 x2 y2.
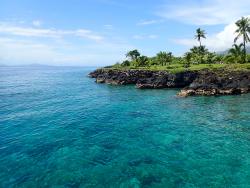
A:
156 51 172 66
184 52 192 68
195 28 206 48
195 28 206 64
190 46 208 55
136 56 149 67
228 43 244 63
234 17 250 63
126 50 140 61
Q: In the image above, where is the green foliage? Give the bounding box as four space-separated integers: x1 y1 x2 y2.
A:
109 22 250 71
126 49 140 61
234 17 250 63
121 60 131 67
190 46 208 55
203 52 217 64
184 52 192 68
112 62 121 68
195 28 206 47
156 51 172 66
172 57 184 64
185 46 215 64
148 57 158 65
136 56 149 67
226 44 244 63
247 54 250 63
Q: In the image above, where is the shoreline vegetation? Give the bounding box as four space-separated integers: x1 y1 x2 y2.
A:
90 17 250 97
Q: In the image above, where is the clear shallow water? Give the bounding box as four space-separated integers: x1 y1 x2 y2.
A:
1 66 250 188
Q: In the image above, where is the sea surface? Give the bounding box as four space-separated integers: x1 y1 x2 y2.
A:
1 66 250 188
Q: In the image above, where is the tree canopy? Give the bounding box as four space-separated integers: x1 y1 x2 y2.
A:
113 17 250 70
234 17 250 63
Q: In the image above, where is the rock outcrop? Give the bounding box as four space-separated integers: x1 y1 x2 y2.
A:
136 71 197 89
89 69 197 88
89 68 250 96
89 69 154 85
178 70 250 97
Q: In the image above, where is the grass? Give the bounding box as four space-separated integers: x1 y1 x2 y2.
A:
104 63 250 73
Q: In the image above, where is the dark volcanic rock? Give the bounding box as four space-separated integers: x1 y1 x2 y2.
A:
178 70 250 97
89 68 250 96
89 69 153 85
136 71 197 89
89 69 197 89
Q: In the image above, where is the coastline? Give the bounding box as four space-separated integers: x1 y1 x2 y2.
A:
89 68 250 97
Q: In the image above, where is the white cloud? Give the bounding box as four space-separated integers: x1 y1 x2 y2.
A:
0 36 134 66
173 17 250 52
158 0 250 25
137 19 164 26
32 20 42 27
0 37 61 64
0 22 104 41
74 29 104 41
0 21 136 66
133 34 158 40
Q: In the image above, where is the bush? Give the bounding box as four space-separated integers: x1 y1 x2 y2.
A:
121 60 130 67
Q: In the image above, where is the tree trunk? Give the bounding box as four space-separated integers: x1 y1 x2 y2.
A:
199 39 202 63
243 36 246 64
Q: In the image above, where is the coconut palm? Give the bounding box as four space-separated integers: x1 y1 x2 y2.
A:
234 17 250 63
228 43 244 63
194 28 206 63
156 51 172 66
190 46 208 55
195 28 206 48
136 56 149 67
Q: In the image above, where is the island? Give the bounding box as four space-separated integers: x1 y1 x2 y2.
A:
90 17 250 97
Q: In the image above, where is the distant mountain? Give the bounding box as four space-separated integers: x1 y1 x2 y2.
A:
218 46 250 55
0 63 53 67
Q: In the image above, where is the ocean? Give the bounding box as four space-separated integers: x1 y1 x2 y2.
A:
1 66 250 187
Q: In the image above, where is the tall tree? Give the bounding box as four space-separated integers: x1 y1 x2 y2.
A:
126 50 140 61
234 17 250 63
195 28 206 63
195 28 206 48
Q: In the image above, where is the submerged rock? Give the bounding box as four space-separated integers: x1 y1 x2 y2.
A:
120 178 141 188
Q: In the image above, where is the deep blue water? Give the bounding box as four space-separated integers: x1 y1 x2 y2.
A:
1 66 250 187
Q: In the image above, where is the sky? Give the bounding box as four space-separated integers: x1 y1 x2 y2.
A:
0 0 250 66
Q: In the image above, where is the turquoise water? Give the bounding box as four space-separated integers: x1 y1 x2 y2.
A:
1 66 250 187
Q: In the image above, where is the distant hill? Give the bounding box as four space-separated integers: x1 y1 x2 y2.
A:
0 63 53 67
218 46 250 55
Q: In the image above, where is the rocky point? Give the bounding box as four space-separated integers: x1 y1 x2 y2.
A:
89 68 250 97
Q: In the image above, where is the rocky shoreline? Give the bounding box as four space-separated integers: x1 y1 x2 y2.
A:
89 68 250 97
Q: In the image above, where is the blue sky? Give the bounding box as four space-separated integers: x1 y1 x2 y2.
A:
0 0 249 66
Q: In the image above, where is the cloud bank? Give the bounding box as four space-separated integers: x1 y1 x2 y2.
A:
0 22 133 66
158 0 250 25
173 16 250 52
